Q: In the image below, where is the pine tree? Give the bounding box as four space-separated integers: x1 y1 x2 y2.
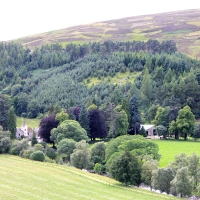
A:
78 105 90 137
7 106 16 139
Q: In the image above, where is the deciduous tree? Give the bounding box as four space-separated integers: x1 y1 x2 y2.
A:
88 109 107 141
38 114 59 143
50 120 88 143
170 167 192 197
152 167 174 194
70 140 91 169
110 151 141 186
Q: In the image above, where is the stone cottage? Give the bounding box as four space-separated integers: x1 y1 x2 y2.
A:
140 124 157 136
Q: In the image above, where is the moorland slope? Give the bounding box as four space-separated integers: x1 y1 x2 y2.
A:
15 9 200 58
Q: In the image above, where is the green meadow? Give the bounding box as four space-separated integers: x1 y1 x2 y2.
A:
16 117 40 128
152 140 200 167
0 155 178 200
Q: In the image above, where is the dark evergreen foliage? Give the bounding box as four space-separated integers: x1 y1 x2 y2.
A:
0 94 9 130
88 109 108 140
78 105 90 136
1 40 200 120
7 106 16 139
129 94 141 134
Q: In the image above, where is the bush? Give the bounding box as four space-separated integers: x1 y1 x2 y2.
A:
45 156 55 163
38 141 47 148
34 144 45 152
45 146 56 160
94 163 103 174
55 153 68 163
22 149 34 159
10 139 29 155
0 137 11 153
30 151 45 162
57 138 76 160
58 157 64 165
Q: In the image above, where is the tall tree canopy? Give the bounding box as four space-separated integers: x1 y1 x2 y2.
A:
7 106 16 139
0 94 9 130
38 114 59 143
110 151 141 186
169 106 195 140
88 109 108 141
129 94 141 134
50 120 88 143
78 105 90 136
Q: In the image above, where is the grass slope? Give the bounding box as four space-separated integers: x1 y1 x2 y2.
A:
85 70 140 87
16 117 40 128
0 155 178 200
14 9 200 59
152 140 200 167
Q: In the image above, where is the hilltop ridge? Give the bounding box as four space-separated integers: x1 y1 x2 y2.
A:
14 9 200 58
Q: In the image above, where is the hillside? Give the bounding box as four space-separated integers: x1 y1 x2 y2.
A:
1 40 200 121
15 9 200 59
0 155 178 200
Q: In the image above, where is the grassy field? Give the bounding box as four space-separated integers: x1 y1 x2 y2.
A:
0 155 178 200
85 70 140 87
14 9 200 59
16 117 40 128
152 140 200 167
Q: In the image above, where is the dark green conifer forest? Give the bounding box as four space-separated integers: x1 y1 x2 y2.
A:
1 39 200 121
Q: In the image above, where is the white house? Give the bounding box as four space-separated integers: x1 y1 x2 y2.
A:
140 124 157 136
16 121 39 140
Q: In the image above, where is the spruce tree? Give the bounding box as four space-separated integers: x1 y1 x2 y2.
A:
78 105 90 137
121 98 131 124
0 94 9 130
31 131 38 146
129 94 141 134
7 106 16 139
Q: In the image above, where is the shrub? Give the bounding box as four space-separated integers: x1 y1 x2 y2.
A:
34 144 45 152
57 138 76 160
58 157 64 165
10 139 29 155
22 149 34 159
30 151 45 162
94 163 103 174
38 141 47 148
0 137 11 153
45 156 55 163
45 146 56 160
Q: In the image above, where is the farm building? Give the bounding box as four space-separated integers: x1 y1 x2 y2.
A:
140 124 157 136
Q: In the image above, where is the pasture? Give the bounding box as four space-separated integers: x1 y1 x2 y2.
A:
152 140 200 167
0 155 178 200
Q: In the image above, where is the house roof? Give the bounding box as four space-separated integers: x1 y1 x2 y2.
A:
140 124 155 130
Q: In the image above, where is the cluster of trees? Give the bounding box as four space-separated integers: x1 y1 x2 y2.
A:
1 39 193 119
146 153 200 198
1 121 198 198
0 94 16 137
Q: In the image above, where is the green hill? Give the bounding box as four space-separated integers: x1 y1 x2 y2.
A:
0 155 178 200
15 9 200 59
